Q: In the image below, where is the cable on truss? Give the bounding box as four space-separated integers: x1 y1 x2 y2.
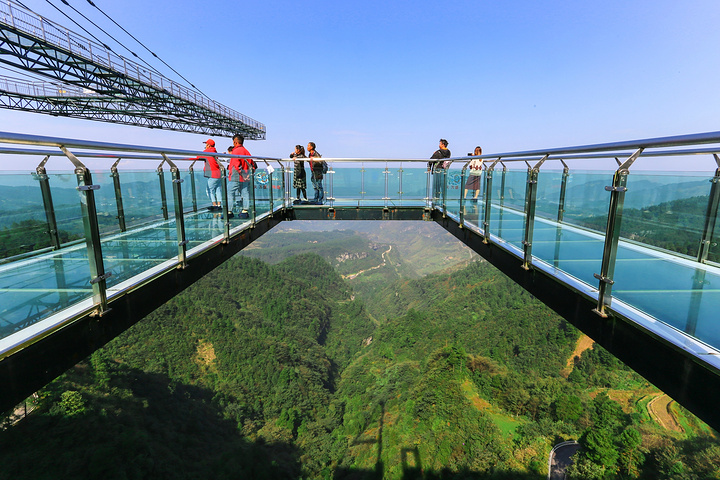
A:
84 0 207 97
49 0 165 78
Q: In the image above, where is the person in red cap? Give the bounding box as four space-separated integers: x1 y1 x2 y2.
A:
202 139 221 211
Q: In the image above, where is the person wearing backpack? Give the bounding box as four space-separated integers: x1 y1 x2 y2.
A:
428 139 451 202
228 134 256 218
308 141 327 204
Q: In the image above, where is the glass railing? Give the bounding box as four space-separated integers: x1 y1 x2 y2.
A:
2 131 720 377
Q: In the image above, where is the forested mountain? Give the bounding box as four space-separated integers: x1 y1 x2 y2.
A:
1 224 719 479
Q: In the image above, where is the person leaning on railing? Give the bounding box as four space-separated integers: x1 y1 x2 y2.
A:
428 139 451 200
228 134 256 219
201 139 222 211
464 146 483 201
308 142 327 204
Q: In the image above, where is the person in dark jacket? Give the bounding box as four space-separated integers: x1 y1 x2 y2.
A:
290 145 307 201
428 138 451 172
308 142 327 204
428 139 451 202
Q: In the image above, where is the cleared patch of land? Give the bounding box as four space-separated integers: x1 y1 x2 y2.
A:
648 394 683 433
561 334 594 378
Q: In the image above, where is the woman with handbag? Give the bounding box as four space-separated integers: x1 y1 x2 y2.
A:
290 145 307 201
464 146 484 201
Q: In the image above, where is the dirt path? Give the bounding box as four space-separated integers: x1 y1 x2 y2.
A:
561 334 594 378
342 246 393 280
647 394 683 433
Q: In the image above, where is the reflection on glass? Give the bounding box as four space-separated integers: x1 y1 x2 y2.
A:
0 172 56 260
620 172 710 259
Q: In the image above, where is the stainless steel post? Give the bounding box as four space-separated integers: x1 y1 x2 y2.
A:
157 162 169 220
522 155 548 270
557 160 569 223
220 164 230 242
483 159 500 243
383 163 390 209
61 146 110 316
459 162 468 225
162 154 187 268
34 155 61 250
554 160 569 268
697 154 720 263
593 148 643 317
110 158 126 232
188 160 198 213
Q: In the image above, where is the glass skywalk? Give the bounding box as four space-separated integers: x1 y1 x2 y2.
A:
1 131 720 378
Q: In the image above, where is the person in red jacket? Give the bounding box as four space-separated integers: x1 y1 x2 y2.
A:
227 134 255 218
201 139 221 211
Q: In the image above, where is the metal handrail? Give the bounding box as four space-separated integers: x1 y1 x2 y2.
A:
3 131 720 167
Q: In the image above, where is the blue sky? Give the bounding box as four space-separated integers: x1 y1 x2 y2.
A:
2 0 720 170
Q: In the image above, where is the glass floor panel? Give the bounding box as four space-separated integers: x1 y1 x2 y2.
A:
3 203 720 360
0 209 255 340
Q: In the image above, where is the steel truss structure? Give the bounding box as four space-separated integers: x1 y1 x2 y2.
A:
0 1 265 138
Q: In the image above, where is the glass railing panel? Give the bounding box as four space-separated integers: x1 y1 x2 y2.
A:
444 164 464 219
500 169 528 213
619 172 710 259
181 169 225 248
271 167 284 211
397 165 427 205
361 166 387 206
160 169 177 219
487 169 527 249
332 166 363 205
561 170 613 233
45 172 85 247
253 168 272 216
535 170 563 221
180 169 200 213
531 171 611 286
386 165 402 206
0 172 54 260
93 170 121 236
115 170 167 228
709 205 720 264
461 167 485 231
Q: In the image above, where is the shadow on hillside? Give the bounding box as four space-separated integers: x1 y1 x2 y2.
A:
0 367 301 480
333 465 545 480
335 401 544 480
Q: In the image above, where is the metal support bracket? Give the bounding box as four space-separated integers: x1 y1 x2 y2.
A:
90 272 113 285
593 273 615 285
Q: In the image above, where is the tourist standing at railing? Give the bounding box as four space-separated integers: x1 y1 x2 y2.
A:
428 139 451 201
201 139 222 211
290 145 308 202
228 134 256 219
464 146 483 201
308 142 327 204
428 138 451 171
